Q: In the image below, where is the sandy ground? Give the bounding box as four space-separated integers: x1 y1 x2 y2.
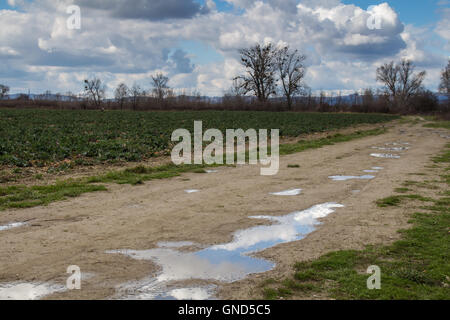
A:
0 121 448 300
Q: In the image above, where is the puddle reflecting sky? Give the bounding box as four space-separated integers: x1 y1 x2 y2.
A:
0 222 26 231
0 282 65 300
370 153 401 159
185 189 200 194
109 203 344 300
372 146 409 152
329 175 375 181
269 189 302 196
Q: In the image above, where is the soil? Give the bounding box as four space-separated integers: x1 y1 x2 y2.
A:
0 120 448 300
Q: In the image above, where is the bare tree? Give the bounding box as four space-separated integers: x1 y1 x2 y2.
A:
439 59 450 95
275 46 307 110
235 43 277 103
0 84 10 98
398 60 426 108
114 83 129 110
377 60 426 109
129 83 142 110
376 61 399 99
83 78 105 108
151 73 170 101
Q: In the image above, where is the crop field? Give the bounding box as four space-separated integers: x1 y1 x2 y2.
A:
0 109 397 167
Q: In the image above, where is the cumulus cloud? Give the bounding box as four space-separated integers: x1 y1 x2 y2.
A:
0 0 447 96
74 0 208 21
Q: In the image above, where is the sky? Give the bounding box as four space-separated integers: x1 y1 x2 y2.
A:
0 0 449 97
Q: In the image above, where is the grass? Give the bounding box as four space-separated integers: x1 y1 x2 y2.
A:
279 129 386 156
0 109 398 167
262 144 450 300
287 164 300 168
424 121 450 130
0 181 106 210
86 163 217 185
376 194 433 207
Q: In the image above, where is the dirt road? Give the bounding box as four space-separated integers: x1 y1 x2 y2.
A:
0 121 448 300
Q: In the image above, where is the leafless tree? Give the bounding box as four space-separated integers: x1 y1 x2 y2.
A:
398 60 426 108
83 77 105 108
439 59 450 95
114 83 129 110
376 61 399 98
235 43 277 103
151 73 170 101
275 46 307 110
377 60 426 109
0 84 10 98
129 83 142 110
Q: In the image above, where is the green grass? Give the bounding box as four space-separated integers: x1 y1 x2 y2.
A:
394 187 411 193
424 121 450 130
263 144 450 300
376 194 433 207
0 109 397 167
0 181 106 210
279 129 386 156
86 163 217 185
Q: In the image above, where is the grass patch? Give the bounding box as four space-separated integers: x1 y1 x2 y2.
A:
377 194 433 207
287 164 300 168
0 181 106 210
86 163 218 185
262 144 450 300
394 187 410 193
279 129 386 156
424 121 450 130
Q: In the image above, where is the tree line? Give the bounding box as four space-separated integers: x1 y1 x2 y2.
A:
0 43 449 115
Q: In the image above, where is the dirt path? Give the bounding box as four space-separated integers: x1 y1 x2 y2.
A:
0 121 448 300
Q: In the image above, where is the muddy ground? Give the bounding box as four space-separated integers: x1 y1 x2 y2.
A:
0 121 448 300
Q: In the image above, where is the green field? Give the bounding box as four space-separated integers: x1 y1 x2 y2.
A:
0 109 398 167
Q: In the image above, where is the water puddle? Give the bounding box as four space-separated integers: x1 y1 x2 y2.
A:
185 189 200 194
108 202 344 300
157 241 196 248
0 282 65 300
372 146 409 152
370 153 401 159
372 167 384 170
385 142 410 146
270 189 302 196
363 170 378 173
0 222 26 231
329 175 375 181
205 170 218 173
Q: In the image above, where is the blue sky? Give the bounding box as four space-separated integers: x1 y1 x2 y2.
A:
0 0 448 96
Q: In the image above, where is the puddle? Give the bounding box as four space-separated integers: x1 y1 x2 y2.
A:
352 190 361 194
168 287 215 300
205 170 218 173
0 222 26 231
370 153 401 159
185 189 200 194
329 175 375 181
270 189 302 196
372 167 384 170
0 282 65 300
363 170 378 173
372 146 409 152
108 202 344 300
385 142 410 146
157 241 196 248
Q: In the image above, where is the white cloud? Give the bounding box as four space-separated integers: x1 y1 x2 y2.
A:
0 0 447 96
